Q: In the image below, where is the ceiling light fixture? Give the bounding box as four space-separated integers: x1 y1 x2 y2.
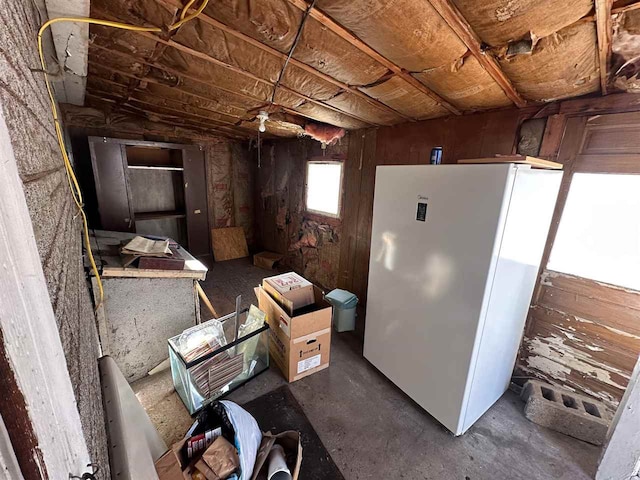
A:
257 111 269 133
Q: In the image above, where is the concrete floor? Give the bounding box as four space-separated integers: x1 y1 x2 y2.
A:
132 258 600 480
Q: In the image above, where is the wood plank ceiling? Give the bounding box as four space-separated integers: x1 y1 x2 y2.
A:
83 0 640 140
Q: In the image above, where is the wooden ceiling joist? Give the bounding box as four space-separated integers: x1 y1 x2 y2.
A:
613 1 640 14
134 31 379 126
90 9 378 127
286 0 462 115
427 0 527 108
90 43 373 129
89 74 249 125
85 93 250 140
89 60 264 116
86 87 258 137
157 0 415 122
595 0 614 95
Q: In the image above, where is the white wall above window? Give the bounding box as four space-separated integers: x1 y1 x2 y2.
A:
306 161 343 217
548 173 640 290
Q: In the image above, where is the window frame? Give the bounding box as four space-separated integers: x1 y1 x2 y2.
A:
304 159 344 219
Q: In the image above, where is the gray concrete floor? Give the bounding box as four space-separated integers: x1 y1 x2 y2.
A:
132 258 600 480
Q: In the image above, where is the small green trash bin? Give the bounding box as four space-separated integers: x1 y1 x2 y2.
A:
324 289 358 332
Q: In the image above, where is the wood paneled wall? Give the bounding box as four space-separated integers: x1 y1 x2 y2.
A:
255 95 640 408
254 136 348 289
338 108 530 315
516 110 640 407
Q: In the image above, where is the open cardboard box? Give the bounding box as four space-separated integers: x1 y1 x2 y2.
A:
262 272 315 316
257 285 332 382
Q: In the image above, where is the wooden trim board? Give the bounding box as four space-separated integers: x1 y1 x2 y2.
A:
457 155 563 169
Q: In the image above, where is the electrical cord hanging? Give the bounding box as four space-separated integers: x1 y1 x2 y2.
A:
37 0 210 310
269 0 317 105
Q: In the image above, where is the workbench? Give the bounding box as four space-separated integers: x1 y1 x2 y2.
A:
89 230 207 382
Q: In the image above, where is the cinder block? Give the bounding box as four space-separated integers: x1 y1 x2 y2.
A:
521 380 613 445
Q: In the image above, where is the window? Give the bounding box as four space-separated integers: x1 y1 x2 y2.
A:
548 173 640 290
305 161 343 217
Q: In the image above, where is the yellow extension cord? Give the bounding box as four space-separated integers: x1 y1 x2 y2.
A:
36 0 210 310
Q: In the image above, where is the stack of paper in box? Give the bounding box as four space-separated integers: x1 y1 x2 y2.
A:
258 272 332 382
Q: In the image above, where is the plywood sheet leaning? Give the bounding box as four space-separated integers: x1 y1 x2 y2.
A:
211 227 249 261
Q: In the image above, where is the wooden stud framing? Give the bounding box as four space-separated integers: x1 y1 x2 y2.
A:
157 0 415 122
595 0 614 95
285 0 462 115
427 0 527 108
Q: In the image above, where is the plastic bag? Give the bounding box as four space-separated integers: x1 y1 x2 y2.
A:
190 401 262 480
220 400 262 480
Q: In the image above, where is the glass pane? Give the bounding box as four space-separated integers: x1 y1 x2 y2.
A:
306 162 342 216
548 173 640 290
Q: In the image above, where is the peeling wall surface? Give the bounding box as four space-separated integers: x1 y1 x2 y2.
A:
0 0 109 475
255 136 347 290
517 111 640 408
518 272 640 408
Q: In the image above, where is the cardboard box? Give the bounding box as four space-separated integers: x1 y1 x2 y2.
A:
263 272 315 315
155 438 190 480
258 285 331 382
251 431 302 480
253 251 284 270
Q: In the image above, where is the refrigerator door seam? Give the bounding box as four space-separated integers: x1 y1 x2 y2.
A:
458 165 520 434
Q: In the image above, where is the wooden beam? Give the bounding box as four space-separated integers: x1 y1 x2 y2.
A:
157 0 415 122
62 103 246 143
85 93 249 140
89 43 371 129
90 10 377 127
89 60 262 116
560 92 640 116
426 0 527 108
595 0 614 95
88 74 250 126
136 31 379 126
613 0 640 14
85 90 252 139
285 0 462 115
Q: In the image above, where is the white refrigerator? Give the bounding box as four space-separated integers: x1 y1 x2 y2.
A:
364 163 562 435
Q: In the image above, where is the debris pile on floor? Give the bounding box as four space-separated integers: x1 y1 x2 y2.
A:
155 400 301 480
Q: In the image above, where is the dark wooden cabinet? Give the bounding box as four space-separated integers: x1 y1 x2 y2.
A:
88 141 134 232
89 137 210 255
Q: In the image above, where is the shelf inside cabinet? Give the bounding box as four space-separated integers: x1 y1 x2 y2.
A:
135 210 187 221
128 165 184 171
